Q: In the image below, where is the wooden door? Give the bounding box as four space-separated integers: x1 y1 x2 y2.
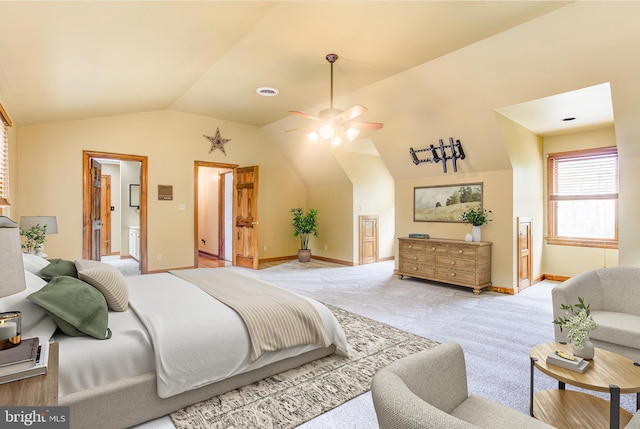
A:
517 217 533 292
234 166 259 269
100 175 111 256
359 215 379 265
90 159 102 260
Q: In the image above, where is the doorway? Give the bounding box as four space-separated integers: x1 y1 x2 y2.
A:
195 161 235 268
517 216 533 292
82 151 148 274
194 162 260 270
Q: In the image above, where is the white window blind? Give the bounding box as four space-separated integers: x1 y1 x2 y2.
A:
547 146 618 246
0 103 11 207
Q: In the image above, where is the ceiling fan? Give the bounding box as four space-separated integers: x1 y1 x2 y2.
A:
286 53 383 146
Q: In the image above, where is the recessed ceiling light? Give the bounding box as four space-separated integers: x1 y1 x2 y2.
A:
562 117 576 122
256 87 279 97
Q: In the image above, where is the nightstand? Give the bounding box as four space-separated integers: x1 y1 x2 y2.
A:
0 342 59 406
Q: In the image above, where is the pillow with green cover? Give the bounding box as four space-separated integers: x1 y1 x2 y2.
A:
38 259 78 281
27 276 112 340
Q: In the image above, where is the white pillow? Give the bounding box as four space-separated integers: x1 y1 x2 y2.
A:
75 259 129 312
0 271 57 341
22 253 50 275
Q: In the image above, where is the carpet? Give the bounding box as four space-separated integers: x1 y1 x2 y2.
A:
169 304 439 429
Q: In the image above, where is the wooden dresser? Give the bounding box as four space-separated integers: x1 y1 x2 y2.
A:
398 237 492 294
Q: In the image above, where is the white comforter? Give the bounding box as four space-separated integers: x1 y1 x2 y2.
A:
128 272 348 398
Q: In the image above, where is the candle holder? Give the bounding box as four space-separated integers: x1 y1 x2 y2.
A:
0 311 21 350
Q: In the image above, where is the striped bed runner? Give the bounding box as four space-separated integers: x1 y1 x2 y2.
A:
171 268 332 361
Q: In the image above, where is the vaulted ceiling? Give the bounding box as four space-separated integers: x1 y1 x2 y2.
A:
2 1 632 188
0 1 568 128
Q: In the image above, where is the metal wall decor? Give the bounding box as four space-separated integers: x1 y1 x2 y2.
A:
410 138 466 173
204 127 231 155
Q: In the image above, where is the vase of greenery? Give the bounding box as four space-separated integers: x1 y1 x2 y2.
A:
290 207 319 262
461 207 492 242
553 297 598 359
19 224 48 255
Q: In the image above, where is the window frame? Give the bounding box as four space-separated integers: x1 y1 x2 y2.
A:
546 146 618 249
0 103 11 208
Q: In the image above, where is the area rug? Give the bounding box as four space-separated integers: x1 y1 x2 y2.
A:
169 304 439 429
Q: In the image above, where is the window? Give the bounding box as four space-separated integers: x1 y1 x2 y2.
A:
0 103 11 207
547 146 618 248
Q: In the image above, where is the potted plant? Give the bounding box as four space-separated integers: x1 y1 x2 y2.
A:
553 297 598 359
19 224 48 255
461 206 492 242
290 207 319 262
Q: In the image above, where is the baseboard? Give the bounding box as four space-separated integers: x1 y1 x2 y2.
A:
542 274 570 282
259 255 298 263
486 286 511 295
308 256 354 266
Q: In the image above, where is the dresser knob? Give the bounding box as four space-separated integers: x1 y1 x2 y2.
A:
431 247 436 251
413 256 418 260
413 267 418 271
409 245 413 249
451 272 456 277
458 250 463 254
451 261 455 265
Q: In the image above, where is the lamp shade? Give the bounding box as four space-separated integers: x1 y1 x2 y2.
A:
20 216 58 234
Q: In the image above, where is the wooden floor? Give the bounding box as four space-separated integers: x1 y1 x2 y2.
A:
197 254 293 270
197 254 231 268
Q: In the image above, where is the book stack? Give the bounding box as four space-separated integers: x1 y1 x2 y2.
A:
546 350 590 373
0 337 49 384
408 233 430 239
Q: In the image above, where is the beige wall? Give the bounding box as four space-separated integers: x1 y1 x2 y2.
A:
307 184 353 262
542 127 619 276
394 170 514 289
496 113 545 285
332 146 395 262
15 109 308 271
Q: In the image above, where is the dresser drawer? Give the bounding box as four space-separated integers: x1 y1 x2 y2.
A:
435 267 477 284
400 262 435 277
400 252 434 265
437 256 476 271
446 245 477 258
400 240 437 254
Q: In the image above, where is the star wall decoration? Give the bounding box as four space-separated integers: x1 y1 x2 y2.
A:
204 127 231 155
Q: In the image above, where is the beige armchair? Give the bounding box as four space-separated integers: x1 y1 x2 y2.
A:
371 342 553 429
552 267 640 363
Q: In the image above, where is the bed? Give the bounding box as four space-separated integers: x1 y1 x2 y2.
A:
0 221 349 429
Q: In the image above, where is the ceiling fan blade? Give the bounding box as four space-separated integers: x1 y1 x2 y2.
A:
347 121 384 130
289 111 322 121
285 126 316 133
336 105 367 122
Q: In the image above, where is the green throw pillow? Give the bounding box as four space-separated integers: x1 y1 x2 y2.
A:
27 276 112 340
39 259 78 281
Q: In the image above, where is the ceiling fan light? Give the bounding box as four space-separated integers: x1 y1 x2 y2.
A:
306 132 319 143
346 127 360 142
331 135 343 147
318 124 335 139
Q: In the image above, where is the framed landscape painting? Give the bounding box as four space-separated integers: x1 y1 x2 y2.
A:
414 183 483 222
